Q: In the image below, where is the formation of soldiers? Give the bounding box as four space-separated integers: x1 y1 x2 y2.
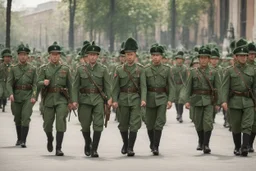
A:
0 36 256 158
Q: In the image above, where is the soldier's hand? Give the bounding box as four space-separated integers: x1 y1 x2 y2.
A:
9 95 14 102
221 103 228 111
73 102 78 109
107 98 113 107
112 102 118 109
141 101 146 107
167 101 172 109
44 79 50 86
30 98 36 104
68 103 73 110
185 103 190 109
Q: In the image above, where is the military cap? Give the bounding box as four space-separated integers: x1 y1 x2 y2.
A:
48 41 61 53
119 42 125 56
150 43 165 55
1 48 12 57
210 48 220 59
198 46 211 57
17 43 30 54
230 40 236 52
86 41 101 54
233 39 248 55
81 42 91 56
174 51 184 59
225 53 233 60
124 37 138 52
83 40 90 46
248 42 256 54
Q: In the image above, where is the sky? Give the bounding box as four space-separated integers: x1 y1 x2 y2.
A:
7 0 60 10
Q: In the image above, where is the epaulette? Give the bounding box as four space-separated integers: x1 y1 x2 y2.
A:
144 64 151 68
11 63 18 67
163 64 171 68
115 64 123 69
136 63 144 68
61 64 70 69
98 63 107 68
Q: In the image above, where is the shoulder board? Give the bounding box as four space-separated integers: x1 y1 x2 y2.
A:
144 64 151 68
162 64 170 68
98 63 107 68
11 64 18 67
136 63 144 68
115 64 122 69
61 64 70 69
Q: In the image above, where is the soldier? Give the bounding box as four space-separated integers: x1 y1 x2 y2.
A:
247 42 256 152
221 39 256 157
0 48 12 112
72 42 112 158
112 37 146 157
37 42 73 156
181 46 221 154
144 44 175 155
6 44 37 148
171 51 188 123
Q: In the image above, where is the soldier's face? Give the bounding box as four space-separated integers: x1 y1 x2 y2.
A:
3 56 11 64
18 52 29 64
119 56 126 64
210 58 219 66
50 52 60 64
151 54 162 65
176 58 184 65
248 53 255 61
236 55 247 64
88 53 99 65
199 56 209 67
125 52 136 65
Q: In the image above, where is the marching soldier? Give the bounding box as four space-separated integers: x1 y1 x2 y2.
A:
221 39 256 157
112 37 146 157
6 44 37 148
37 42 73 156
0 48 12 112
72 42 112 158
171 51 188 123
181 46 221 154
247 42 256 152
144 44 175 155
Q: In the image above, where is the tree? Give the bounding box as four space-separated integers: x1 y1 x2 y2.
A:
109 0 115 52
5 0 12 48
68 0 77 51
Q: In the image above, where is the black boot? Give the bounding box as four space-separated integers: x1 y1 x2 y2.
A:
248 132 256 153
91 131 101 158
120 131 128 154
152 130 162 156
178 114 183 123
15 125 22 146
56 132 64 156
2 98 6 112
82 132 92 156
46 132 53 152
147 130 154 151
20 126 29 148
127 131 137 157
240 133 250 157
232 132 241 156
203 131 212 154
196 130 204 151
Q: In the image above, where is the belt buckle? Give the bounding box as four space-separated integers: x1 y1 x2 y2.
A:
54 87 57 92
90 89 94 93
127 88 131 93
21 85 25 90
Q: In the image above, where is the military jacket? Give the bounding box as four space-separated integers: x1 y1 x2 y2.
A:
6 63 37 102
72 62 111 105
112 63 146 106
144 63 175 107
37 62 72 107
181 66 221 106
222 63 256 109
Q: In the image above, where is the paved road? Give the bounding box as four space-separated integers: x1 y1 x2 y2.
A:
0 102 255 171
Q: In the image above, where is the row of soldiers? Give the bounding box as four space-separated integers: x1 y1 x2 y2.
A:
0 37 255 158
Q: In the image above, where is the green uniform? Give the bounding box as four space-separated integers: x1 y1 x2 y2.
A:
37 63 72 133
0 62 11 111
72 62 111 132
6 63 37 146
112 63 146 132
181 65 221 152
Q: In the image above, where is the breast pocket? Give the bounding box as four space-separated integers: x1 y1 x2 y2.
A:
192 76 200 88
58 74 67 86
146 72 154 85
230 73 240 86
119 72 129 87
93 72 103 86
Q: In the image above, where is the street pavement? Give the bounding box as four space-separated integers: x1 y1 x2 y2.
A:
0 102 255 171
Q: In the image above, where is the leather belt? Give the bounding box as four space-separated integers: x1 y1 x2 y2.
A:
232 91 251 98
193 90 211 95
48 87 61 93
148 87 167 93
120 87 138 93
15 85 32 90
80 88 100 94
